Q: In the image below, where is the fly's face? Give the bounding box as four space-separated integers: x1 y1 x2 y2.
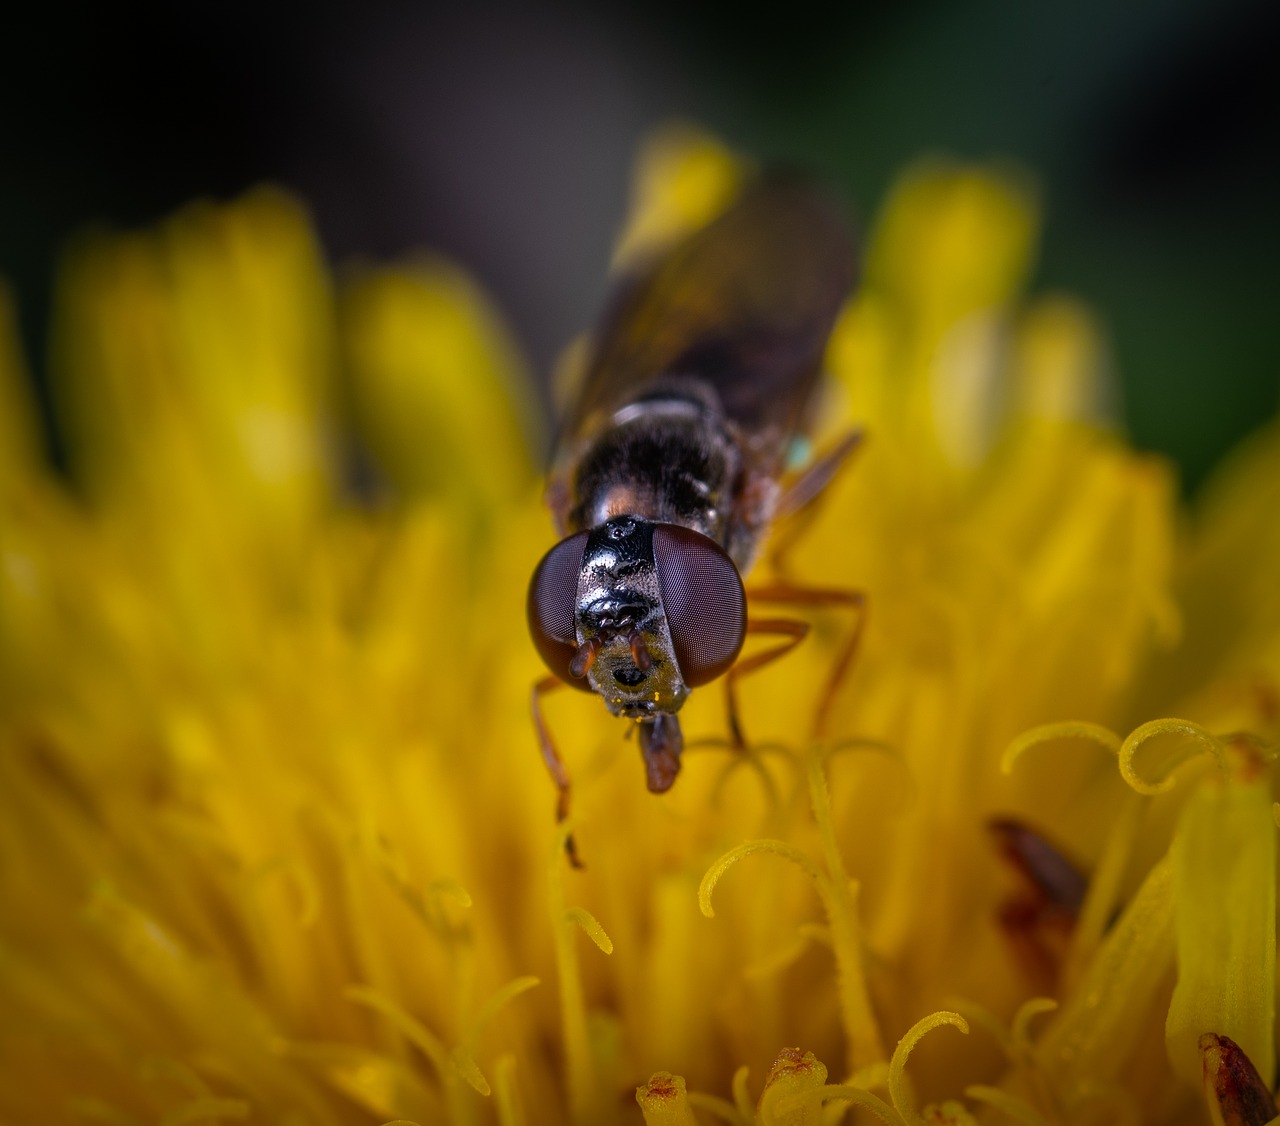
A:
576 518 681 717
528 516 747 722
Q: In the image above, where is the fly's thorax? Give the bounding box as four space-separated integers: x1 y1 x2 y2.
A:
575 517 690 718
567 394 739 546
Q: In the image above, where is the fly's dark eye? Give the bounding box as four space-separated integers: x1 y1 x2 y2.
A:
652 524 745 687
527 532 593 691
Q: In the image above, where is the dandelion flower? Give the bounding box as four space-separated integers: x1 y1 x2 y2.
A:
1 131 1277 1126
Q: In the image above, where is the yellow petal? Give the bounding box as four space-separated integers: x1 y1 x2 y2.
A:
866 163 1037 329
51 189 336 529
1167 745 1276 1087
611 123 746 268
341 258 539 510
1034 856 1176 1091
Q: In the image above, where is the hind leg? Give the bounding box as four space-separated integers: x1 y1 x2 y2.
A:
767 429 864 577
736 584 867 742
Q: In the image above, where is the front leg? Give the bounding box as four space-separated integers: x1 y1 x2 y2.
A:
729 584 867 746
531 675 584 868
723 617 811 749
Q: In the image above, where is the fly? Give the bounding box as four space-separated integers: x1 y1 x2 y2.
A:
527 174 862 861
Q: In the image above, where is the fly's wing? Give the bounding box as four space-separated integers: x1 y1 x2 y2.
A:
561 175 856 462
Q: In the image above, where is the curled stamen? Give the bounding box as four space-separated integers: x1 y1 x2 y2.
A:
888 1011 969 1119
344 984 452 1085
629 629 653 672
787 1084 903 1126
743 923 831 980
707 740 784 829
964 1085 1050 1126
463 975 541 1056
699 838 826 919
1011 997 1059 1053
1117 717 1227 794
569 637 601 678
1002 722 1122 775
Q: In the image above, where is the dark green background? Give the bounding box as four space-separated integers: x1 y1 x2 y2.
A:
2 0 1276 491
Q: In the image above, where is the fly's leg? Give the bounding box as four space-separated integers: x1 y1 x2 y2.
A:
987 818 1086 991
531 676 571 820
724 617 810 750
531 675 584 868
724 430 867 747
741 584 867 742
768 429 864 577
776 429 865 519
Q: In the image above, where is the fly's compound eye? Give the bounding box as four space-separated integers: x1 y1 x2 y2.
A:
652 524 746 687
527 532 593 691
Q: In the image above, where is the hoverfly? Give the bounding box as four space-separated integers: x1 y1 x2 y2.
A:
527 175 862 855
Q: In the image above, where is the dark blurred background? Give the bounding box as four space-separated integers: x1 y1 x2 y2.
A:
2 0 1277 491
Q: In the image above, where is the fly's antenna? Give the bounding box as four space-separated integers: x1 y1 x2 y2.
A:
627 630 653 673
569 637 602 679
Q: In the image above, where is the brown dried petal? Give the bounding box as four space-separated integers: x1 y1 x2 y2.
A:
1201 1033 1279 1126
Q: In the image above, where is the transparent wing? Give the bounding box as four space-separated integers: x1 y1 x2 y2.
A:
560 175 856 463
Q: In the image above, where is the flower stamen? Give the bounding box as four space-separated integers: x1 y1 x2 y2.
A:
1118 718 1228 794
888 1011 969 1121
548 820 613 1124
962 1085 1049 1126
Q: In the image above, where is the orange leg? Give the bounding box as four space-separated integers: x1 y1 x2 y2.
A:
739 583 868 743
776 429 865 519
531 675 584 867
724 617 810 749
988 818 1086 991
722 430 866 743
769 430 864 576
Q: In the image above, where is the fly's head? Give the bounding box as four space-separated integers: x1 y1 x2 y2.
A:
528 515 746 788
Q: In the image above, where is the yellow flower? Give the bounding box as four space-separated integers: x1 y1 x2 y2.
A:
1 129 1278 1126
